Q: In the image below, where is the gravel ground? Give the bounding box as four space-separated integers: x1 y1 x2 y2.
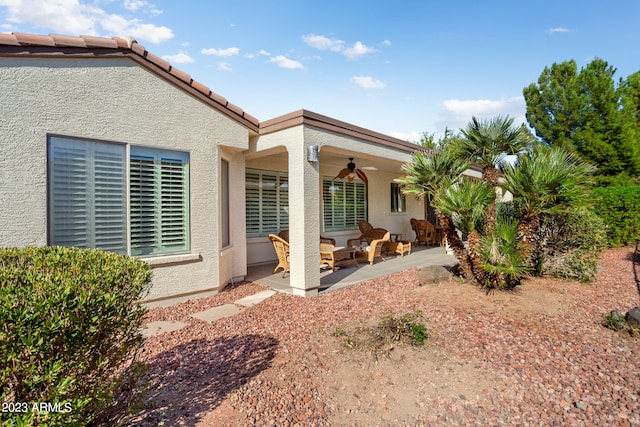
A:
129 246 640 426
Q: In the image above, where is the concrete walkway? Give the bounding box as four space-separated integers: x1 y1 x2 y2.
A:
142 290 277 338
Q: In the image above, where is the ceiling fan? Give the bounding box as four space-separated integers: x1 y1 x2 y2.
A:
334 158 369 184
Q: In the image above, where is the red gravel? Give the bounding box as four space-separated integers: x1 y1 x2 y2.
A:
128 246 640 426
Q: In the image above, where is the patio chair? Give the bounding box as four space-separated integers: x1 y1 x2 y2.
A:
410 218 419 241
414 220 436 246
352 231 390 265
268 234 290 278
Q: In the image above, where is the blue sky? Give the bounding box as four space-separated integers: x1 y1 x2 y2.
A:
1 0 639 142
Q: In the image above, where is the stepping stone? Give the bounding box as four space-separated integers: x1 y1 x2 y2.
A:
142 320 189 338
235 290 277 307
190 304 244 323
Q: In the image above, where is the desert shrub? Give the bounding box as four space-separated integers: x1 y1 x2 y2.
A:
592 185 640 247
537 208 607 282
333 310 430 356
0 246 151 426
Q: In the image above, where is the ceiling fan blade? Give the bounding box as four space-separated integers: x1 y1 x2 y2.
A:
356 169 369 184
334 168 350 179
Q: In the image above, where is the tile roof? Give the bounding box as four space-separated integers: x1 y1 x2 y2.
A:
0 32 259 131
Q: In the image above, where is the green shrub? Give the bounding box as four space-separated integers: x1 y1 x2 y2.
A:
537 208 607 282
333 310 430 355
592 185 640 247
0 246 151 426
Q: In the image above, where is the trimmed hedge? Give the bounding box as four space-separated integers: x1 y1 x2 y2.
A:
592 185 640 247
0 247 151 426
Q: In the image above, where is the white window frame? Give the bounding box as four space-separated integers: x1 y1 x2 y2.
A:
245 169 289 237
390 182 406 213
48 135 190 257
322 176 367 232
221 158 230 248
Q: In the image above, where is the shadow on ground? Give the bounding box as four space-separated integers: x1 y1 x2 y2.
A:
130 334 278 426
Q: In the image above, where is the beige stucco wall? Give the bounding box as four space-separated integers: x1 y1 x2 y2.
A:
0 56 249 300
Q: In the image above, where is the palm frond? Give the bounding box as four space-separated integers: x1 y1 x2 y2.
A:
433 180 495 234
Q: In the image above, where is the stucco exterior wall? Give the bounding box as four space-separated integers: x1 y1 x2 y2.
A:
0 57 249 300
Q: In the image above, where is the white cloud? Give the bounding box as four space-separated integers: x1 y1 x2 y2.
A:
302 33 344 52
270 55 304 70
245 49 271 59
343 41 376 60
350 76 385 89
381 39 391 46
435 96 526 133
0 0 172 43
217 62 232 71
303 33 376 59
546 27 571 34
123 0 145 12
201 47 239 57
162 51 193 64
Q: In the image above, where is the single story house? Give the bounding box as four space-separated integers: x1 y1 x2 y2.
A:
0 32 482 300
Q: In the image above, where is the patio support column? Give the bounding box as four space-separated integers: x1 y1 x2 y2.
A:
287 143 321 296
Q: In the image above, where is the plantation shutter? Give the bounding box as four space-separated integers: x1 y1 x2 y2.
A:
48 137 126 254
245 171 261 236
130 147 189 256
245 169 288 237
322 177 367 232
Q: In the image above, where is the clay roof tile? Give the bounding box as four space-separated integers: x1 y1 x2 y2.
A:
13 32 55 46
50 34 87 48
80 35 118 49
0 33 19 46
168 66 191 84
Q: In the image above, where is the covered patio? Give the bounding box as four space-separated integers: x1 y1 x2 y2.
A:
244 110 429 296
246 244 457 294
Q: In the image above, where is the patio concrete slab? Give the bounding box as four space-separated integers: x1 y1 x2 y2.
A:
143 320 190 338
246 244 458 294
235 290 277 307
190 304 244 323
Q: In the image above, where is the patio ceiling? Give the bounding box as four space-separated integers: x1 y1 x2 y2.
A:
245 145 411 176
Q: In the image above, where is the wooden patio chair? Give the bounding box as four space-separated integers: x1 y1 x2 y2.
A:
268 234 290 278
410 218 419 242
414 220 436 246
354 231 390 265
347 220 382 247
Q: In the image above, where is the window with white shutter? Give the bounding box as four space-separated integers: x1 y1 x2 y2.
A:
245 169 288 237
48 136 190 257
130 147 190 256
322 177 367 231
48 136 127 254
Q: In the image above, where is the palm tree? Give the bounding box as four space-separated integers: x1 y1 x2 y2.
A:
453 115 534 231
502 145 595 272
477 219 531 289
433 179 495 285
398 150 478 282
